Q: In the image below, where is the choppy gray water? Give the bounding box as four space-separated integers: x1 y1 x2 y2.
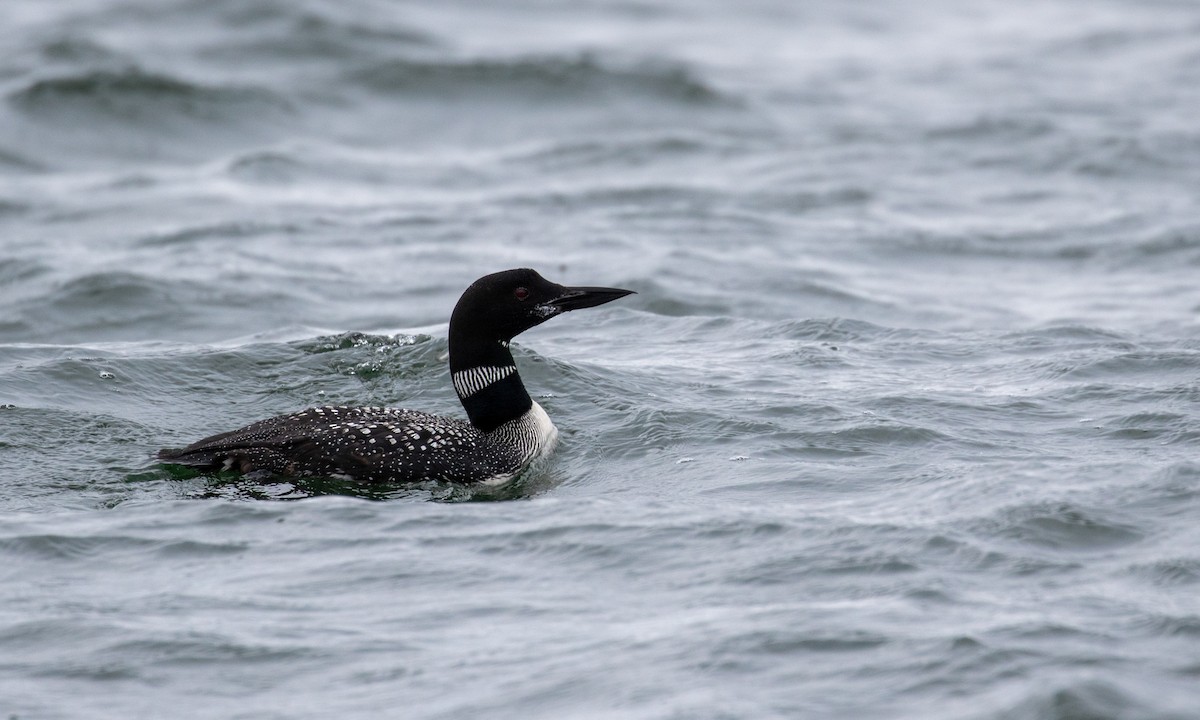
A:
3 0 1200 717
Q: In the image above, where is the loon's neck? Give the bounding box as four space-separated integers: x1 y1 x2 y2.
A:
447 335 533 433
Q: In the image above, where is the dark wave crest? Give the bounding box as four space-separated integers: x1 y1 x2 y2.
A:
350 53 729 106
9 69 290 125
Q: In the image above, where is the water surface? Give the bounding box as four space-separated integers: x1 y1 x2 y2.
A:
2 0 1200 717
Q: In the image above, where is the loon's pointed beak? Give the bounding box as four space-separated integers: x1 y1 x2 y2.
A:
546 285 636 313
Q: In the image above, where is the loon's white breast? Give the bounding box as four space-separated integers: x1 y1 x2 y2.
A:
477 401 559 487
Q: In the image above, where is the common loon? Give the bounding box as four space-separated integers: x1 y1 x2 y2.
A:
157 268 634 485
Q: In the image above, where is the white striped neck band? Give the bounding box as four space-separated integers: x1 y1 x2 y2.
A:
452 365 517 398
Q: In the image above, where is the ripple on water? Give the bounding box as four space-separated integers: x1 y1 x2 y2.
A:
1100 411 1196 444
6 68 296 164
1126 558 1200 587
995 679 1193 720
0 257 49 284
503 132 717 173
206 11 439 61
10 69 291 123
1060 349 1200 382
0 533 244 561
978 502 1144 553
348 53 730 106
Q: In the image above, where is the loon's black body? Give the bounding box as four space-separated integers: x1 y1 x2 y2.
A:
157 269 633 485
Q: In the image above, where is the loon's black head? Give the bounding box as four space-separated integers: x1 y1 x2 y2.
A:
449 268 634 345
447 268 633 431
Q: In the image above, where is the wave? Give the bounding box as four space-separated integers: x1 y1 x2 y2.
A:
216 11 439 61
925 115 1057 142
3 270 303 343
8 69 291 129
504 133 719 173
0 533 245 561
0 146 46 173
977 501 1144 552
349 53 729 106
996 679 1191 720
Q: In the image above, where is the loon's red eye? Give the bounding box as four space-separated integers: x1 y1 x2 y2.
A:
514 287 530 301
